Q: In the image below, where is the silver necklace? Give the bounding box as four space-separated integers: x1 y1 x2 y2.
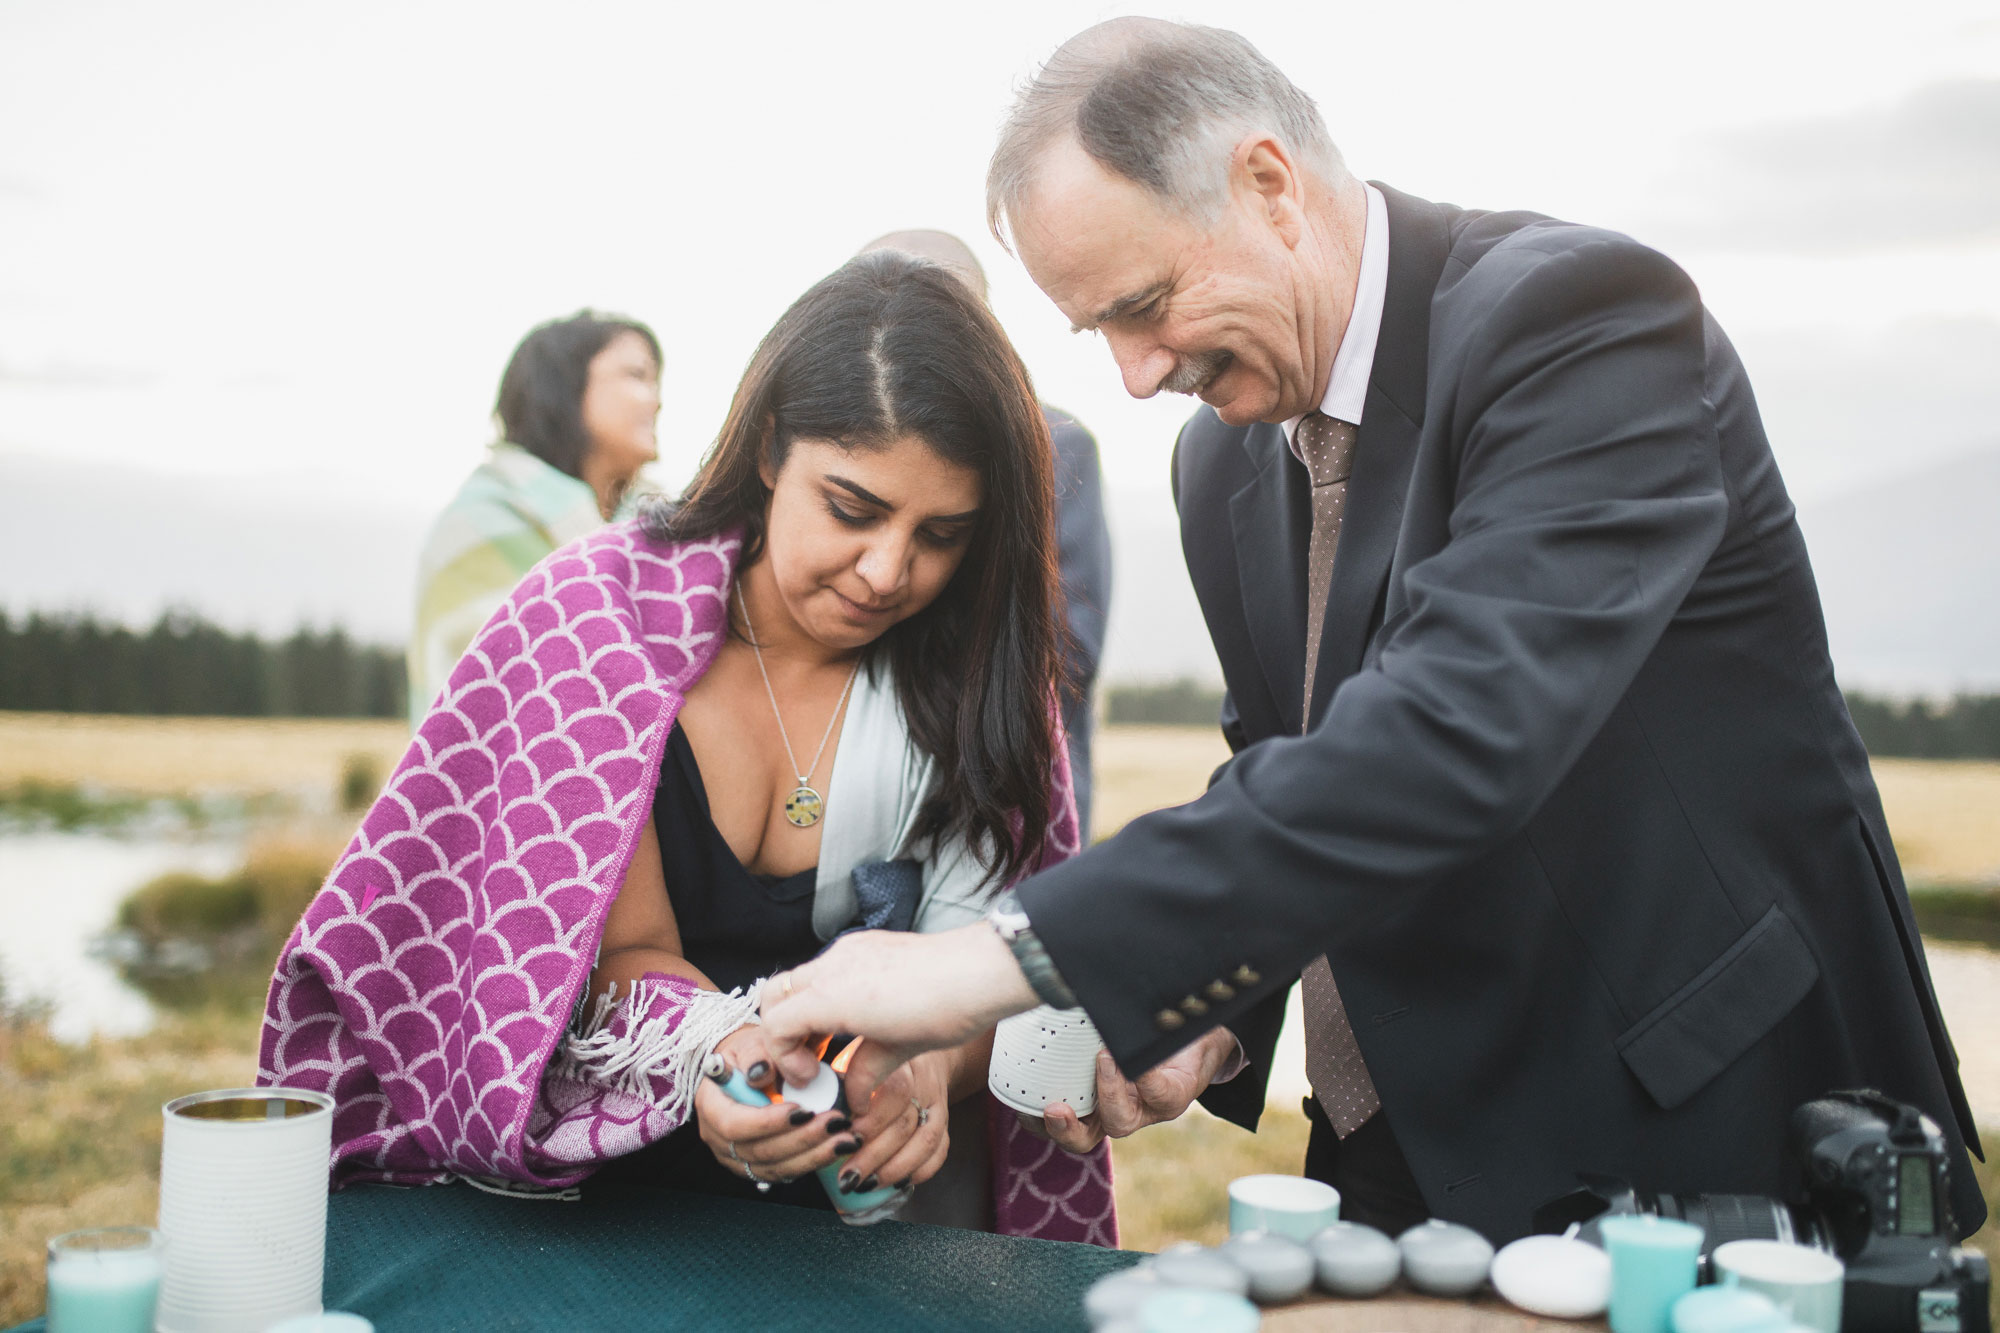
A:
735 584 860 829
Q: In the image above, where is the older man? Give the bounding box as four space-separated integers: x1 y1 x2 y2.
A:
764 19 1984 1242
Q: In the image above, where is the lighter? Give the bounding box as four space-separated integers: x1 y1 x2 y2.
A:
703 1044 909 1226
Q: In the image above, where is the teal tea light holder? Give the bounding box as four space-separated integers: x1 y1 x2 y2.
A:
1600 1214 1706 1333
45 1227 164 1333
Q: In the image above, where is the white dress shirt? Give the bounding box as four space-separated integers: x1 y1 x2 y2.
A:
1283 182 1390 450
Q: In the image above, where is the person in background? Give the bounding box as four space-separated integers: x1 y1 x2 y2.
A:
406 310 662 723
859 230 1113 839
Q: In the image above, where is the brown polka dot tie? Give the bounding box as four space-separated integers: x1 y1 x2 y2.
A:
1295 411 1381 1137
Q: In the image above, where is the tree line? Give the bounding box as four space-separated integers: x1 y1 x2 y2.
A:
1 613 1995 752
0 610 404 718
1107 679 2000 761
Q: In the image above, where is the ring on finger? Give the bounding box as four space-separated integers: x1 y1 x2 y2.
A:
912 1097 932 1129
726 1140 773 1193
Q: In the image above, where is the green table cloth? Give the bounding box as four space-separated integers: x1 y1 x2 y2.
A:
11 1181 1140 1332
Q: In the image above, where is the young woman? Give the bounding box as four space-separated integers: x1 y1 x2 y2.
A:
262 253 1114 1244
407 311 662 724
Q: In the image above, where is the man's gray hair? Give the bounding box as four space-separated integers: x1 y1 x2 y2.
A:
986 18 1342 246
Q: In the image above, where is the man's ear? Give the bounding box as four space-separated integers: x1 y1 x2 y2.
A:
1236 136 1305 249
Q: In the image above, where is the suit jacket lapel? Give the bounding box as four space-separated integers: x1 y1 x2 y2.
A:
1306 185 1454 728
1229 422 1310 733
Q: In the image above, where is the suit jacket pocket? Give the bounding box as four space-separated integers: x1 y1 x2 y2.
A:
1614 904 1819 1110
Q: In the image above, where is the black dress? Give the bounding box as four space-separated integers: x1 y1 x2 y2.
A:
587 725 833 1209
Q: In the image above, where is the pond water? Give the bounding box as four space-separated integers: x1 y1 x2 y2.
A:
0 831 241 1042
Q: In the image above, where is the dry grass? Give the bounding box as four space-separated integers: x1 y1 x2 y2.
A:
1873 759 2000 886
1094 728 2000 890
0 1007 262 1324
0 712 407 800
1091 724 1232 840
5 715 1987 890
1111 1103 1311 1252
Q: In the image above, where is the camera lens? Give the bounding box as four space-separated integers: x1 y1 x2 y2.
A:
1655 1193 1830 1256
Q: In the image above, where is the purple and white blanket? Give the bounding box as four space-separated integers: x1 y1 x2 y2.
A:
258 521 1115 1245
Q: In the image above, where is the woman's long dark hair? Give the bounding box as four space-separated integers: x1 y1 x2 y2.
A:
648 251 1063 887
495 310 661 479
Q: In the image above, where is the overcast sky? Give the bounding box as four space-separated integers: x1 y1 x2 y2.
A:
2 0 1997 661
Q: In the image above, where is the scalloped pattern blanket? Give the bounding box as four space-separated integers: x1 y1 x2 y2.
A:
258 521 1115 1245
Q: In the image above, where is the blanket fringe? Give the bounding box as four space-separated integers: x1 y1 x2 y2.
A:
551 978 763 1128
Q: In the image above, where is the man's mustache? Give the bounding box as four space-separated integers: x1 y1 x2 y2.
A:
1161 349 1232 396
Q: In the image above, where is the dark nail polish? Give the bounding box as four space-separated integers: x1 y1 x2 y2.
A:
746 1062 771 1082
825 1116 851 1134
835 1138 860 1155
788 1109 813 1127
894 1178 912 1191
838 1171 858 1192
860 1175 879 1193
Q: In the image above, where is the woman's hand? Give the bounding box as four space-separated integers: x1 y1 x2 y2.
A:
834 1049 955 1195
694 1026 856 1187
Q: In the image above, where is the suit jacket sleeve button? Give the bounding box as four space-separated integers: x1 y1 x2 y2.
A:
1205 980 1237 1002
1232 965 1261 986
1180 995 1210 1017
1154 1008 1186 1031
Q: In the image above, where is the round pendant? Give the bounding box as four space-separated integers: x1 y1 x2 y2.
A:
784 785 824 828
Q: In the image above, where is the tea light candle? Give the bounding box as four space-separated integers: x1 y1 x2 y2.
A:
1490 1233 1612 1319
1138 1288 1260 1333
1150 1243 1252 1298
1397 1219 1495 1297
1219 1230 1315 1304
1310 1221 1401 1297
1084 1268 1163 1328
46 1227 164 1333
1669 1285 1787 1332
1600 1215 1706 1333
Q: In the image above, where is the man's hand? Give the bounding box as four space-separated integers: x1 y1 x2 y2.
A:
760 924 1037 1097
1031 1026 1241 1153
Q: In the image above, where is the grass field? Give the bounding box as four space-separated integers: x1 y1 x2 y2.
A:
0 713 1996 1323
1872 758 2000 886
1091 724 2000 889
3 713 1994 886
0 712 408 804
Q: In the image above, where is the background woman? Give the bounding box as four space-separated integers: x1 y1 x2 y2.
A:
406 310 662 723
263 253 1114 1243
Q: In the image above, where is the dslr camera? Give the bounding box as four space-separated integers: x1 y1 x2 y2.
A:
1538 1090 1990 1332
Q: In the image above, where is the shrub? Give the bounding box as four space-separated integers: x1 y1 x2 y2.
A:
117 872 259 942
338 752 382 813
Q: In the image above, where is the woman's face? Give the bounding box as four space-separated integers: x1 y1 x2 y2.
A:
757 433 984 652
580 330 661 483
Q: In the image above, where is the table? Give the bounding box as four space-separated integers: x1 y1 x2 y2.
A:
1268 1295 1607 1330
10 1181 1140 1333
6 1184 1609 1331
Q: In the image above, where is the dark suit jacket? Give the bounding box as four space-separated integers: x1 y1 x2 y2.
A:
1017 184 1985 1242
1045 404 1112 843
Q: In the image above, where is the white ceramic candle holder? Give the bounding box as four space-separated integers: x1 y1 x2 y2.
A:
157 1086 333 1333
988 1004 1102 1118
